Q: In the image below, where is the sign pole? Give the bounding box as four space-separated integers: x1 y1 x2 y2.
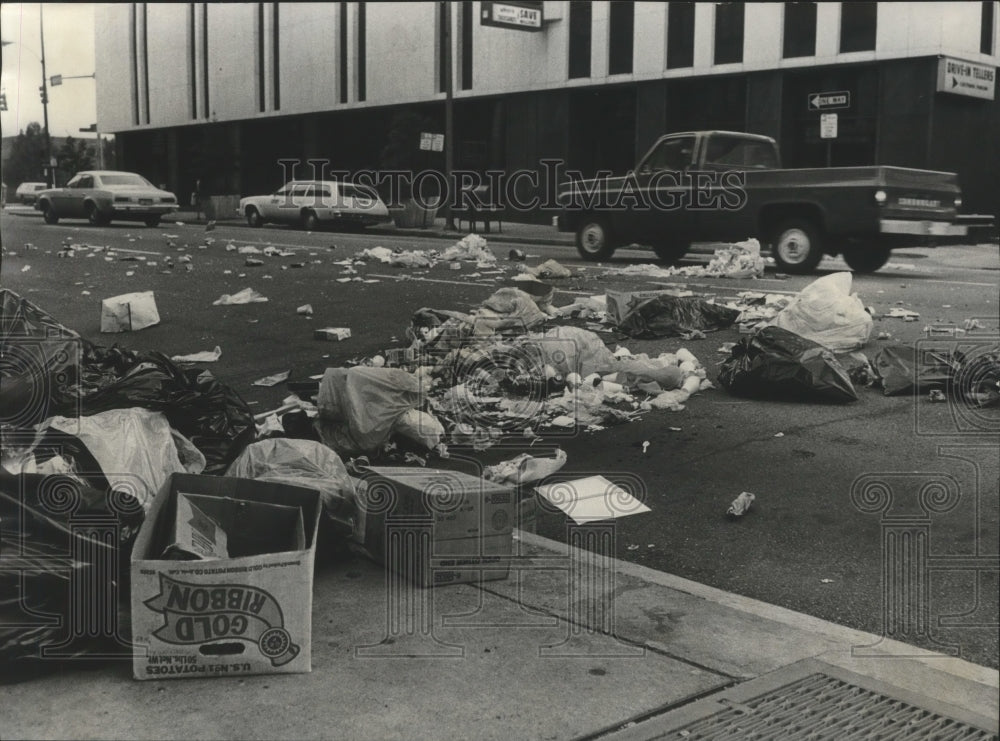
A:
443 2 456 231
826 140 831 168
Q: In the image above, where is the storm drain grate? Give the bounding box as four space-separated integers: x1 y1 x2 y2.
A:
671 673 998 741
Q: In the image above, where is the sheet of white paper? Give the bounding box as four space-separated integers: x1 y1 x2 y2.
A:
534 475 651 524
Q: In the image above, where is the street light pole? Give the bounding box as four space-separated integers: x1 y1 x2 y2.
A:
443 2 456 231
39 6 53 187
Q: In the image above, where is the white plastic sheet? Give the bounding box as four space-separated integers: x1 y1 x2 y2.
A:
767 272 872 352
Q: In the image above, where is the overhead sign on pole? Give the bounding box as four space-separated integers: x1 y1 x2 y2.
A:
49 74 62 86
480 1 543 31
936 57 996 100
808 91 850 111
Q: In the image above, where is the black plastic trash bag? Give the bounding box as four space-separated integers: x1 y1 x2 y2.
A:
0 469 143 669
73 351 255 474
718 327 858 402
955 347 1000 408
617 295 739 339
872 345 959 396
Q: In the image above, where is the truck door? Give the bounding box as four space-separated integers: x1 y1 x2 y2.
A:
695 134 778 241
633 135 697 245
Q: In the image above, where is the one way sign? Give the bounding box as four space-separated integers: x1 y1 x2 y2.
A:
808 91 851 111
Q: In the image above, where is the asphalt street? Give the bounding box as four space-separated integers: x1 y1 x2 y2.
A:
2 209 998 668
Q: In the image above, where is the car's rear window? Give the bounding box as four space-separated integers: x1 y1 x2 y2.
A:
99 174 153 186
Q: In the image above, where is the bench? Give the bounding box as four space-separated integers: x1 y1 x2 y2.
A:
455 185 503 234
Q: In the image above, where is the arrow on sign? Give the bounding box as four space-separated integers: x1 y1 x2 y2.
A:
952 76 960 88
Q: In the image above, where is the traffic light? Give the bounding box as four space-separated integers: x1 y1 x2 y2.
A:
0 91 7 111
38 85 47 104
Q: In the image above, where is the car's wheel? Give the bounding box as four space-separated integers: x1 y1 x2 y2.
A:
301 210 319 231
652 241 689 265
575 216 616 261
86 202 108 226
144 215 161 228
40 202 59 224
769 217 825 274
245 207 263 228
842 245 891 273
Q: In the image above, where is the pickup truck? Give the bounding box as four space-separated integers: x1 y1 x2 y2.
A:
556 130 973 273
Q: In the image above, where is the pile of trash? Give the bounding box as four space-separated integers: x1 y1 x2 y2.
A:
604 239 765 280
357 234 498 270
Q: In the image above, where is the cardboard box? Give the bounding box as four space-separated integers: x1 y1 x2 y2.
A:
314 327 351 341
130 473 321 680
353 468 515 587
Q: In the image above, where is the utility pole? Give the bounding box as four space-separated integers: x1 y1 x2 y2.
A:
443 1 456 230
39 6 53 187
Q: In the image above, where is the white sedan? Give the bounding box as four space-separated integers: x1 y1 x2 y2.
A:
238 180 390 230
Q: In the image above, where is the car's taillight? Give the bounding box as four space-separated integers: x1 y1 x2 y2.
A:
954 196 962 209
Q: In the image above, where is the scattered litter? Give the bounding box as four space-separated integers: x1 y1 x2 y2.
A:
727 491 755 517
508 249 526 261
171 346 223 363
252 370 290 387
872 345 957 396
483 449 567 485
820 578 835 584
245 258 264 267
297 304 314 316
213 288 268 305
964 318 985 331
887 307 920 319
774 432 784 438
642 441 650 454
21 265 31 273
928 389 947 402
524 259 573 279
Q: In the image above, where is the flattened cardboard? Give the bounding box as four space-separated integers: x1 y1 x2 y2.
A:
131 473 320 680
162 493 230 560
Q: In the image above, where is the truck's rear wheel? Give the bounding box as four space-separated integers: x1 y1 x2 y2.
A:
842 245 891 273
576 217 616 261
770 218 824 274
652 241 689 265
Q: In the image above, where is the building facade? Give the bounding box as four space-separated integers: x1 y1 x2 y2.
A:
96 1 1000 220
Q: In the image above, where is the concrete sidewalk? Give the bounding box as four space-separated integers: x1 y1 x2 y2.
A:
3 529 997 740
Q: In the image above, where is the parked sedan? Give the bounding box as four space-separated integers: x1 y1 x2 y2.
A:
238 180 390 230
14 182 49 205
35 171 179 227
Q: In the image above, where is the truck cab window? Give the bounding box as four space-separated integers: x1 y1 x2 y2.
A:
644 137 695 172
704 138 778 169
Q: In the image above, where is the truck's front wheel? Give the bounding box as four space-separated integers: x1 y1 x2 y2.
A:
842 245 891 273
770 218 824 274
576 217 616 261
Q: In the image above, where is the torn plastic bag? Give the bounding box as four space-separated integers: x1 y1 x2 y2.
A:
315 366 424 454
872 345 960 396
475 287 550 332
0 469 143 667
527 326 616 378
45 408 205 513
717 327 858 402
955 347 1000 407
617 295 739 339
483 449 567 486
225 438 356 533
767 272 872 352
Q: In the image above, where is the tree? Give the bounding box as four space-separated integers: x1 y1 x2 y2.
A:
55 135 94 183
2 122 47 189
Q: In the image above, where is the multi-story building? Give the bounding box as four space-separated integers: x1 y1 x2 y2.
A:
96 2 999 220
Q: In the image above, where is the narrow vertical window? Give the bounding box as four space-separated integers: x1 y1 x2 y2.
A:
783 2 817 58
357 1 366 102
130 3 140 125
460 0 473 90
839 1 877 53
608 1 634 75
141 4 150 123
272 3 280 110
189 3 197 118
714 2 744 65
339 2 348 103
568 1 592 79
982 1 995 55
438 1 448 93
257 3 265 112
666 2 695 69
202 3 209 117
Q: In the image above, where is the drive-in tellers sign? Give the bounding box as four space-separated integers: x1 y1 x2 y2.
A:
936 57 996 100
481 1 543 30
